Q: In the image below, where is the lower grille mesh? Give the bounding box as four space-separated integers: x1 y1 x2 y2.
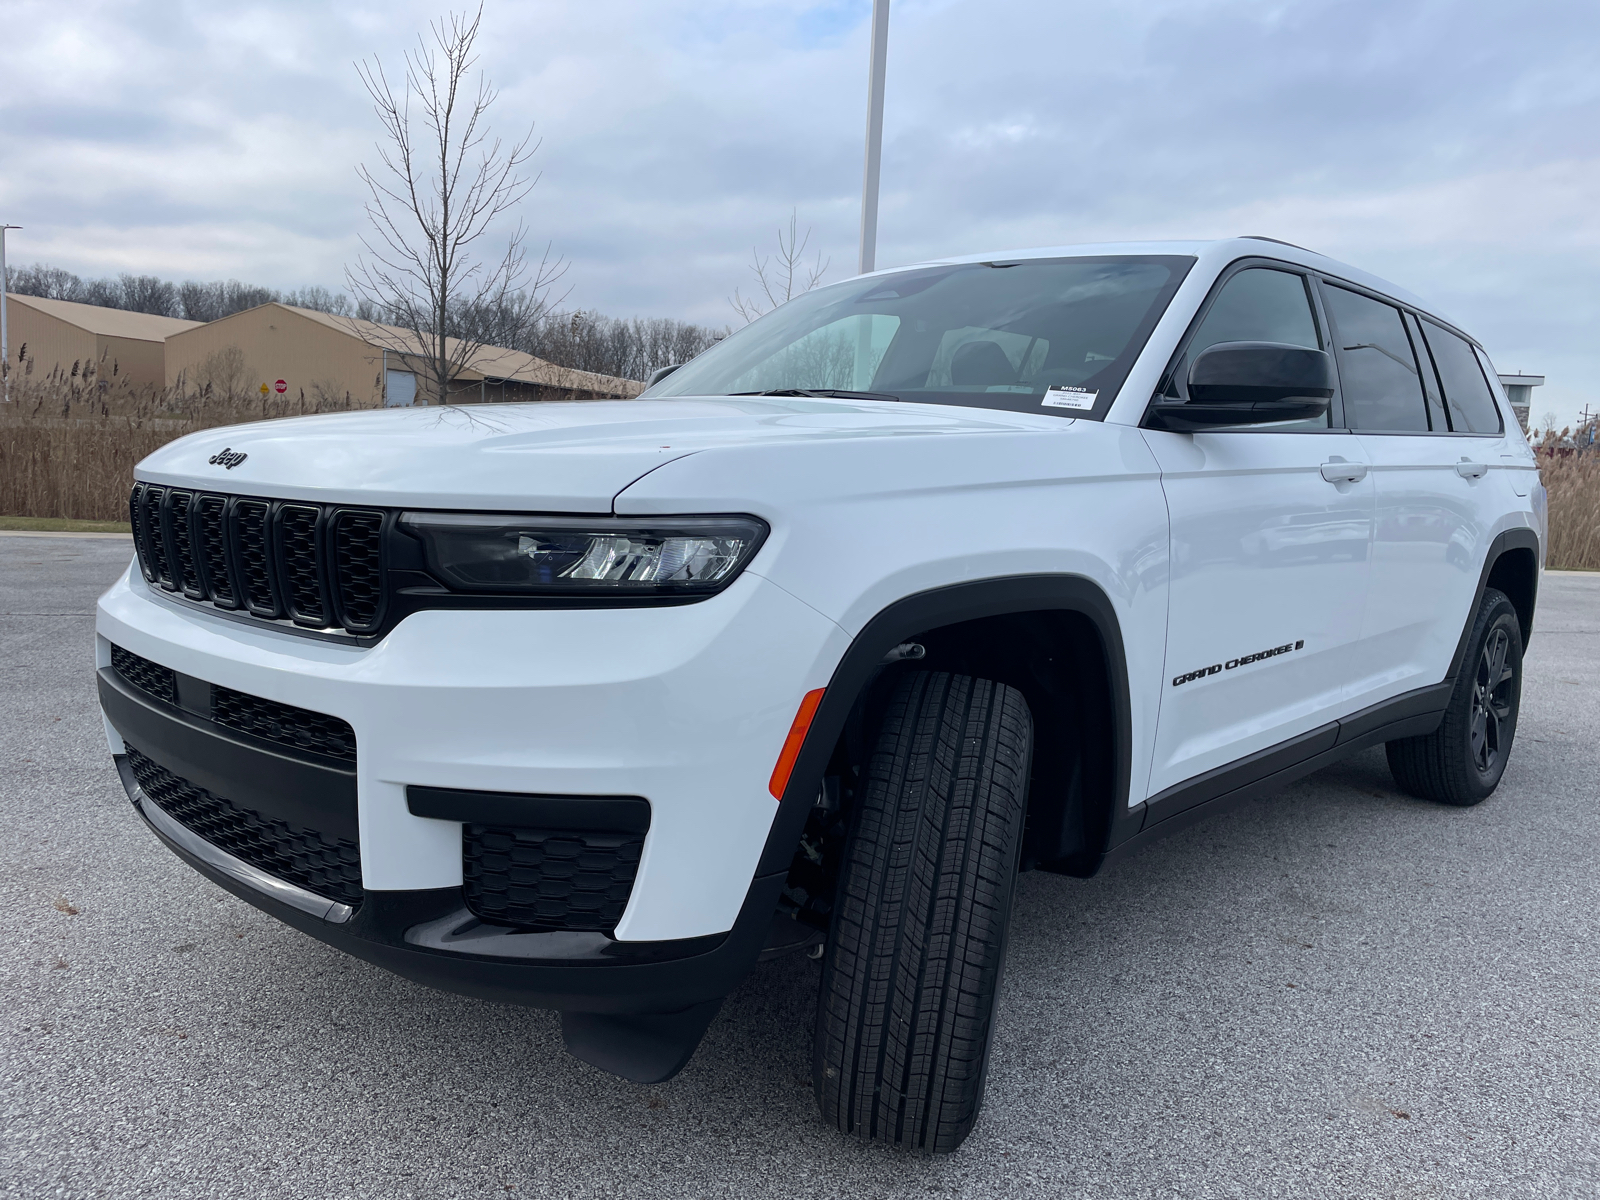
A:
464 825 643 932
210 686 357 763
126 746 363 908
110 645 177 706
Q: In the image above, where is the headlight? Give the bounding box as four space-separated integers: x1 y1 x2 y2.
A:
398 512 769 595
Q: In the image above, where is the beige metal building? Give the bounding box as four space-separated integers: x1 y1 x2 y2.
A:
164 303 642 406
4 293 200 388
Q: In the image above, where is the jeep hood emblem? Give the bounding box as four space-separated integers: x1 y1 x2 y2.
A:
208 448 247 470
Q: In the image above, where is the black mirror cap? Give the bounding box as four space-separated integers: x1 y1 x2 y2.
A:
1146 341 1334 431
644 364 683 389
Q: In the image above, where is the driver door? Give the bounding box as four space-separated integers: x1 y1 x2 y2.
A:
1142 264 1376 801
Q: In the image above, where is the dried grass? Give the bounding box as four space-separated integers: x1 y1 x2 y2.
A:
1540 451 1600 571
0 375 366 521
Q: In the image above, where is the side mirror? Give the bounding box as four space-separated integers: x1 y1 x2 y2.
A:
1146 341 1334 431
645 364 683 389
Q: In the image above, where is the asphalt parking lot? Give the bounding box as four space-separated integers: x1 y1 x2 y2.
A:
3 533 1597 1199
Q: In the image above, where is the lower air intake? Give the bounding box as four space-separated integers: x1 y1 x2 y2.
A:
126 746 363 909
463 824 643 932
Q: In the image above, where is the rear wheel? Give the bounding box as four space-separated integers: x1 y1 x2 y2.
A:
813 671 1032 1153
1386 587 1523 806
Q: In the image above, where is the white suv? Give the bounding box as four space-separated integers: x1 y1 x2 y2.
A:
97 238 1544 1151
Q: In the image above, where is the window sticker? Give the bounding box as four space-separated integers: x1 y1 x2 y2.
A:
1041 386 1097 411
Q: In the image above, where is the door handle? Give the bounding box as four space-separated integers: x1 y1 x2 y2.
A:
1320 459 1367 484
1455 459 1489 480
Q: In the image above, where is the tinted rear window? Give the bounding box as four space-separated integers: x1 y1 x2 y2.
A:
1321 284 1429 432
1421 320 1503 434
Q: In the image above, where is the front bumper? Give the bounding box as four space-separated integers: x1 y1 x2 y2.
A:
114 750 786 1014
97 558 847 1008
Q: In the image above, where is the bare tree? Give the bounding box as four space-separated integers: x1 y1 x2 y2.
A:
729 211 829 324
347 5 565 404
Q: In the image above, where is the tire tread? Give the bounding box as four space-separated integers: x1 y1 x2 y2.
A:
814 671 1031 1153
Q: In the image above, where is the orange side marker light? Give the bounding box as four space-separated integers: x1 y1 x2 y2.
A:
768 688 825 800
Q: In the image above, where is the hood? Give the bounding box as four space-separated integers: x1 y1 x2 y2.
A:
134 396 1057 511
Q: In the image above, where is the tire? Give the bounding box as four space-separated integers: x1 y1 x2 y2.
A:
813 671 1032 1153
1386 587 1523 806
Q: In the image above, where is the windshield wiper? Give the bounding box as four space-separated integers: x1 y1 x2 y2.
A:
732 388 901 402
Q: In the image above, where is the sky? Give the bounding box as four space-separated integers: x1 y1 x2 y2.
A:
2 0 1597 429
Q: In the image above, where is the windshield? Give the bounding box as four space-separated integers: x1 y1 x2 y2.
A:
647 255 1194 418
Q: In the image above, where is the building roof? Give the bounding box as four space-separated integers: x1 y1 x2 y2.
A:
269 303 642 397
4 292 202 341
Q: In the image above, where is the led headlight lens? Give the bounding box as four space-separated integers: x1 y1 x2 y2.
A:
398 512 768 594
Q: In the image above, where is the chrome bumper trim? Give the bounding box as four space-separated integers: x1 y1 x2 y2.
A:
114 754 355 924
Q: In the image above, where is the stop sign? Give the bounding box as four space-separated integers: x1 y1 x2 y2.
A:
274 379 287 394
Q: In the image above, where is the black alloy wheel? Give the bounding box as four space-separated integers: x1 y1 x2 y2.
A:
1387 587 1523 806
1470 623 1516 776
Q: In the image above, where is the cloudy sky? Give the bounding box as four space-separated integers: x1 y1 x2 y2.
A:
3 0 1596 427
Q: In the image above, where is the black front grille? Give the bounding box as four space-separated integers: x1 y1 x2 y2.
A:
130 484 385 636
193 494 236 606
231 499 278 617
140 485 170 585
277 505 327 624
463 825 644 932
332 511 384 631
211 686 357 763
167 491 203 598
126 746 363 908
110 644 176 705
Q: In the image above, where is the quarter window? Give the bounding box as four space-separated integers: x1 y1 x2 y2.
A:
1321 285 1429 432
1421 320 1503 434
1403 312 1450 431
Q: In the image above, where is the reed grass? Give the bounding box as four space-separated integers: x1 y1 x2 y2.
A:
0 375 366 521
1540 450 1600 571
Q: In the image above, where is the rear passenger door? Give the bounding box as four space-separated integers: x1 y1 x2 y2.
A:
1143 264 1376 799
1321 282 1505 704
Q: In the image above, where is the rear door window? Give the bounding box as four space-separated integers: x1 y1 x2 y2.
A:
1321 284 1429 432
1420 320 1503 434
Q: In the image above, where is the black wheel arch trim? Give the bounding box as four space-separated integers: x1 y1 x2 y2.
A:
1447 527 1540 681
755 573 1138 878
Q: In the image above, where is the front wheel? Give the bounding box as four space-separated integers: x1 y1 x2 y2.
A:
1387 587 1523 806
813 671 1032 1153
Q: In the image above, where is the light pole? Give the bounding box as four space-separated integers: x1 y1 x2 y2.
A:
1 224 19 402
858 0 890 275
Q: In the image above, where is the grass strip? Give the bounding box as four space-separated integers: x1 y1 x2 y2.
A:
0 515 133 534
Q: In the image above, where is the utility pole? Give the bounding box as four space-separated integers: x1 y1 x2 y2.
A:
1 224 20 403
858 0 890 275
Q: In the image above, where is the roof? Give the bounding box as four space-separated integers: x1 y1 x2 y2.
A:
4 292 202 341
189 302 641 397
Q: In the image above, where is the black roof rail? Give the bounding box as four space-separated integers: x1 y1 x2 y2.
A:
1239 235 1319 254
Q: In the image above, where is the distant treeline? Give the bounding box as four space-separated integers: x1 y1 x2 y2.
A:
6 263 725 382
521 310 723 383
7 263 357 323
